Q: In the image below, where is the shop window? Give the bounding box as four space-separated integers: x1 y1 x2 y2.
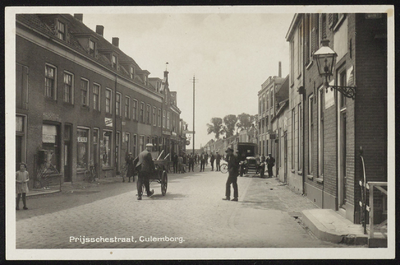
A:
42 124 60 172
16 115 26 169
102 131 112 168
45 64 56 100
77 128 89 170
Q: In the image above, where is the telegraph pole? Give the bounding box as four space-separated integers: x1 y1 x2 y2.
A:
192 75 198 155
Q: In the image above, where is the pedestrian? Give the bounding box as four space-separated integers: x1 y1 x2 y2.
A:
266 153 275 178
188 154 194 172
205 153 209 166
172 153 178 174
200 152 206 172
124 152 135 183
223 148 239 201
215 151 221 171
134 143 155 200
16 162 29 210
210 152 215 171
178 154 183 173
259 154 266 178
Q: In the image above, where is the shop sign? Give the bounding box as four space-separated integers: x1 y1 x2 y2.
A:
105 117 113 127
77 136 88 143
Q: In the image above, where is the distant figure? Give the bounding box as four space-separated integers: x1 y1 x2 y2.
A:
205 153 209 166
259 154 266 178
134 143 155 200
266 153 275 178
178 154 183 173
223 148 239 202
16 162 29 210
124 152 135 183
210 153 215 171
215 152 221 171
188 154 194 172
200 152 206 172
172 153 178 173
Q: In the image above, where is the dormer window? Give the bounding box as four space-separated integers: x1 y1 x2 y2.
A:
57 20 66 40
143 75 147 85
130 66 134 79
89 39 96 56
112 55 117 69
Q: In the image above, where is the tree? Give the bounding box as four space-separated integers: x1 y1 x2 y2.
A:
207 117 224 139
223 114 238 138
236 113 256 132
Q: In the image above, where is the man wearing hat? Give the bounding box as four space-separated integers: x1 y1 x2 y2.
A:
223 147 239 201
266 153 275 178
134 143 155 200
124 152 135 183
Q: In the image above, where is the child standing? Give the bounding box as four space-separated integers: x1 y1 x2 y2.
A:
16 162 29 210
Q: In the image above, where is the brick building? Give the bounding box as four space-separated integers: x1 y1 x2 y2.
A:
286 13 387 223
16 14 186 187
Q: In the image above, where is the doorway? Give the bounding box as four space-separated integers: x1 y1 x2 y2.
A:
63 124 72 182
284 133 288 183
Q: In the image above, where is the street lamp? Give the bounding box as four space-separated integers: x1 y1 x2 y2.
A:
313 39 356 100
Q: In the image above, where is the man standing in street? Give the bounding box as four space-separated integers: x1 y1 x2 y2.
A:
172 153 178 174
259 154 266 178
215 151 221 171
266 153 275 178
210 152 215 171
134 143 155 200
200 152 206 172
188 154 194 172
223 147 239 201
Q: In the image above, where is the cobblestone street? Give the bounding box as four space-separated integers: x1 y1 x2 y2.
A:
16 167 358 249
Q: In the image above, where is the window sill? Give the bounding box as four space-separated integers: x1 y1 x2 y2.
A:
307 175 314 180
316 178 324 184
297 170 303 176
291 169 295 173
306 61 313 70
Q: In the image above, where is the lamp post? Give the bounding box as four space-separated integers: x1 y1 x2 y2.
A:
313 39 356 100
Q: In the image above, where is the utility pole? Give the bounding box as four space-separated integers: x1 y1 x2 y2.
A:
192 75 198 155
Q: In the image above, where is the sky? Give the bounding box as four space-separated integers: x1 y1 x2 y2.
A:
80 8 294 149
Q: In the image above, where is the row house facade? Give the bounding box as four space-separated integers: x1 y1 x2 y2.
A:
286 13 387 224
15 13 186 187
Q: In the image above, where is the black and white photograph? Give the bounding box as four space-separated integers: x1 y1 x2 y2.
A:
5 5 395 260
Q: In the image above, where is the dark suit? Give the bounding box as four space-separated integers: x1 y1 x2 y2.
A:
215 154 221 171
225 153 239 199
135 149 154 197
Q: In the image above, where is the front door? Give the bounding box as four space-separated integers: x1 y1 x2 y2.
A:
64 125 72 182
339 111 347 209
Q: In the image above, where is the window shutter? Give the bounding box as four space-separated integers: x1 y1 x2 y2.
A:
321 14 327 39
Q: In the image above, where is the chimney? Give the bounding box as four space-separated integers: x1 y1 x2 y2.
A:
96 25 104 36
112 37 119 48
278 61 282 77
74 14 83 22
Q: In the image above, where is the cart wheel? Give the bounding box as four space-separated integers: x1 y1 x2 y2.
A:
161 171 168 196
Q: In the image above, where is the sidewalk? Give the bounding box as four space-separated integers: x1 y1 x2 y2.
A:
27 175 125 197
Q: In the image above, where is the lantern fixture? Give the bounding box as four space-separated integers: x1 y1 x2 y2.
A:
313 39 356 100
